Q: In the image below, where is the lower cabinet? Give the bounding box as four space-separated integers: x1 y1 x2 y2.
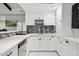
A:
3 46 18 56
62 39 76 56
27 35 78 56
76 43 79 56
56 37 63 56
57 38 76 56
28 39 39 51
27 36 39 55
39 39 49 50
39 38 56 50
27 35 58 55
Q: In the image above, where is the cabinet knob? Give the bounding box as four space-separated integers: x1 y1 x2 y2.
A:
65 41 69 43
39 38 41 40
57 37 60 39
60 41 62 44
49 38 51 40
51 36 54 38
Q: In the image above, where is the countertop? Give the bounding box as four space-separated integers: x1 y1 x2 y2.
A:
63 36 79 44
0 31 17 34
0 35 30 56
0 33 56 56
0 33 78 56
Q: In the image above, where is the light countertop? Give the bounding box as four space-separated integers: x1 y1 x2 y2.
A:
0 33 56 56
0 31 17 34
62 36 79 44
0 35 30 56
0 33 78 56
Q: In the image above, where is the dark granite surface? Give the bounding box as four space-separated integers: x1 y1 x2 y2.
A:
27 25 56 34
27 19 56 34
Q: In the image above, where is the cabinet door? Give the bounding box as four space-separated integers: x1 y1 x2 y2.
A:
40 39 49 50
27 39 39 51
62 38 76 56
56 38 63 56
10 46 18 56
3 46 18 56
50 37 58 50
40 36 57 51
76 43 79 56
27 36 40 55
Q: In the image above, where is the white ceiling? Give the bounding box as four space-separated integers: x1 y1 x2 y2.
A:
0 3 23 11
0 3 25 14
0 3 61 15
19 3 61 15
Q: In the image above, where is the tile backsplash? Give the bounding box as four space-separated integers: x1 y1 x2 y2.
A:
27 25 56 34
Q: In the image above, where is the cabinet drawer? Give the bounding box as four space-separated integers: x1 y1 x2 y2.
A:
3 46 18 56
61 38 76 56
27 39 39 51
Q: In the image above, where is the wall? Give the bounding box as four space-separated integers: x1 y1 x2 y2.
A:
56 4 62 36
0 16 5 29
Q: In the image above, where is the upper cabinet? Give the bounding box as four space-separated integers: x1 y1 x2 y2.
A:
44 12 56 25
44 4 62 25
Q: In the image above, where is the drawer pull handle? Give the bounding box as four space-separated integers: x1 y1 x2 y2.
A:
65 41 69 43
52 36 54 38
7 52 13 56
49 39 51 40
39 38 41 40
60 41 62 44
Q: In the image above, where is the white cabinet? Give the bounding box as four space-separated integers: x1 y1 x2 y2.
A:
27 36 39 55
62 39 76 56
3 46 18 56
50 36 59 50
27 35 57 52
40 38 50 50
44 13 56 25
28 39 39 51
27 35 60 56
56 37 63 56
76 43 79 56
27 35 78 56
56 37 77 56
58 38 76 56
40 36 58 51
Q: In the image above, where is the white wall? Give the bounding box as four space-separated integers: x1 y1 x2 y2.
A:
17 22 26 31
0 14 25 22
56 4 62 36
0 16 5 29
